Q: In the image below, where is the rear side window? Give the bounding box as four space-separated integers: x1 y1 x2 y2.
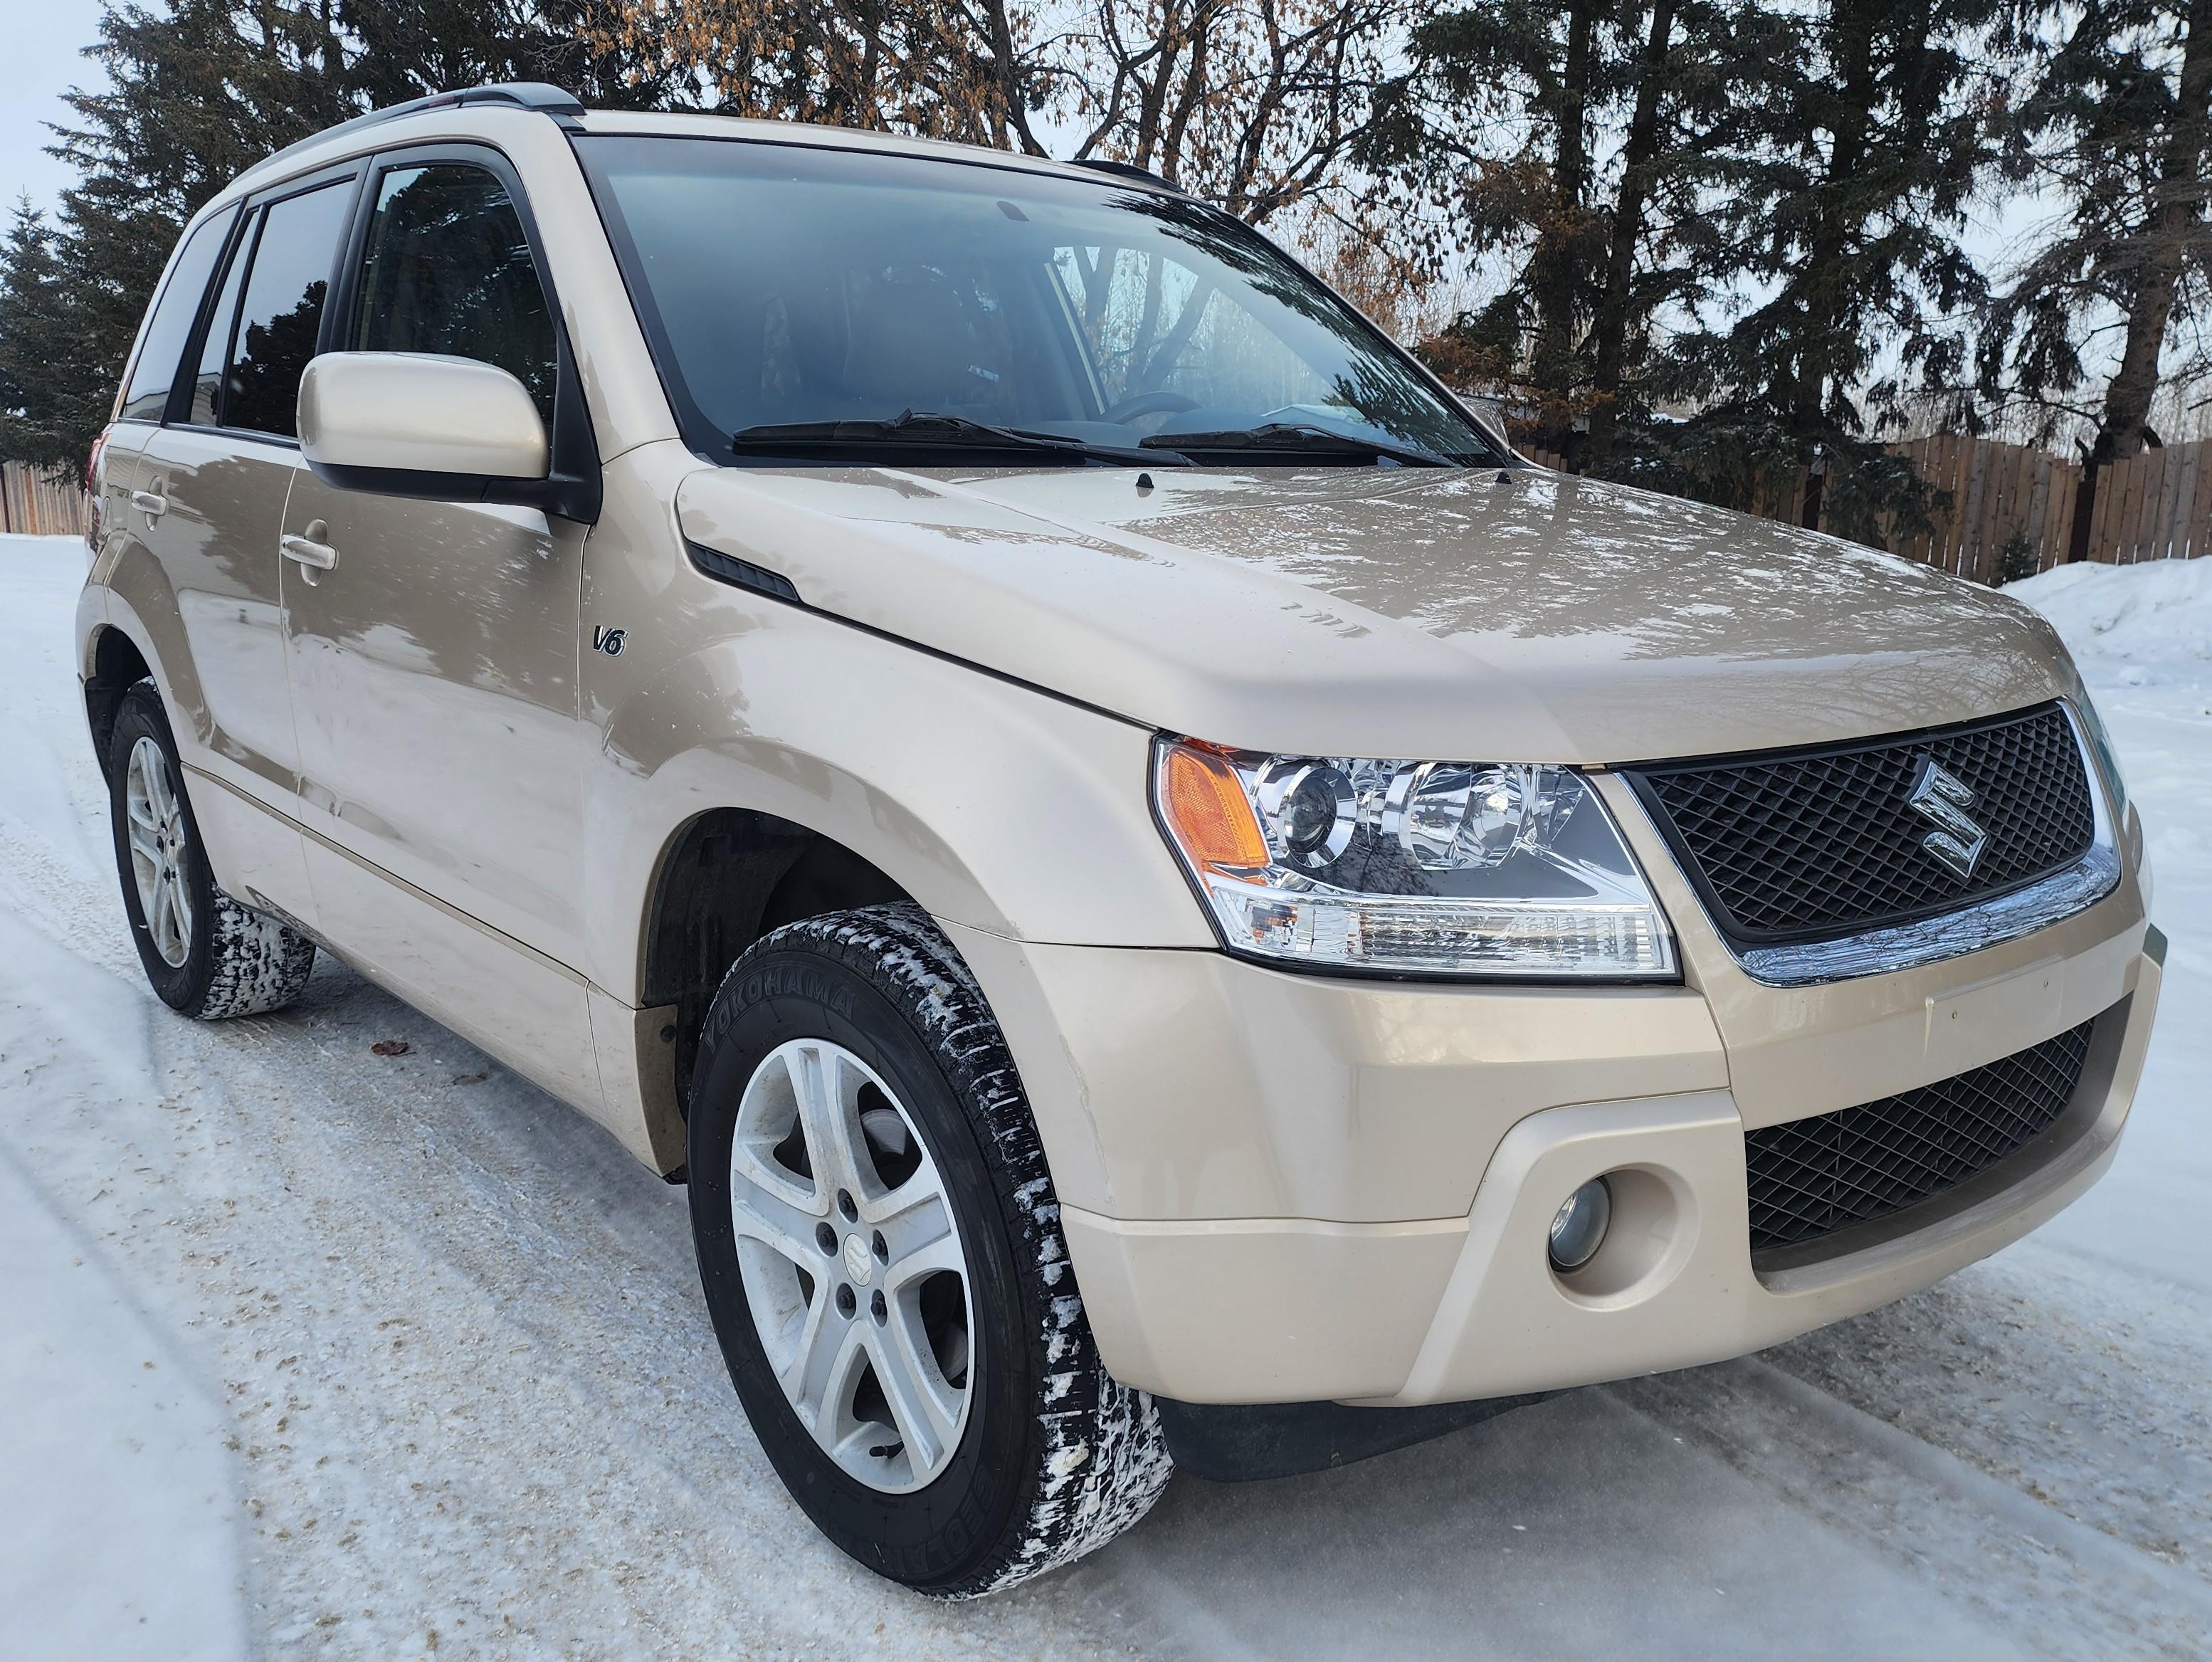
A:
187 209 256 427
120 209 235 422
222 181 352 438
352 164 557 424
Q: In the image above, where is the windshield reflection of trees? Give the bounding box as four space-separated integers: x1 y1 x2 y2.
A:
1073 192 1490 456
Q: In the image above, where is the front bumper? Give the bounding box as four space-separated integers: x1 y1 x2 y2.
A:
944 782 2160 1408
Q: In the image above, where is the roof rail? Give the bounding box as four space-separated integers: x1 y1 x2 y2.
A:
1069 159 1181 194
236 83 586 189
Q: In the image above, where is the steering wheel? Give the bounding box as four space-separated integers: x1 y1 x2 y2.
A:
1102 389 1200 425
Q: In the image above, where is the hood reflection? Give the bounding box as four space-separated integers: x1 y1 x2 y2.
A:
678 463 2073 765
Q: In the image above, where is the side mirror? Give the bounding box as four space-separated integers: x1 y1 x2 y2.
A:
299 352 586 515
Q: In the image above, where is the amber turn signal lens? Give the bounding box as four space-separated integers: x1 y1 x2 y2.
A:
1159 742 1269 868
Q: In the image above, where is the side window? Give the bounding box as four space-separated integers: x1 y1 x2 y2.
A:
224 181 352 438
187 208 256 427
119 209 234 422
352 163 557 424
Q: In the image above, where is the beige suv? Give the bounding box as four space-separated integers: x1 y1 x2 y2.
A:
79 83 2163 1596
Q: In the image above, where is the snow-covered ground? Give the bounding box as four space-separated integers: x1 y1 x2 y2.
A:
1 531 2206 1660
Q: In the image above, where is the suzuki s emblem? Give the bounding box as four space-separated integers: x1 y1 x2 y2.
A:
1907 757 1988 880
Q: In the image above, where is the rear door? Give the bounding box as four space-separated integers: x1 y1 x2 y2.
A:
95 204 232 698
138 169 358 820
90 210 234 574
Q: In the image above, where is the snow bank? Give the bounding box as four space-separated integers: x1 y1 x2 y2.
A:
2006 551 2212 1341
2008 555 2212 692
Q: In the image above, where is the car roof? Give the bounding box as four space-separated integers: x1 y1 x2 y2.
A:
210 93 1184 228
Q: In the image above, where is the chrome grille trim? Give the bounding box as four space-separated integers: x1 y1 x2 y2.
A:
1680 705 2119 987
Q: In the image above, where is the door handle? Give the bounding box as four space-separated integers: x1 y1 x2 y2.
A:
131 489 167 520
280 526 339 572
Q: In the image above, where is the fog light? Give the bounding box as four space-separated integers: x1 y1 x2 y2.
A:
1548 1177 1613 1271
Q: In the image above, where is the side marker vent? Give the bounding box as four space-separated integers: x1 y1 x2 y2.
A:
686 540 801 604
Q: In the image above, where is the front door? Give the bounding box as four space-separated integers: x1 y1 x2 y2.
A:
275 150 598 1103
280 150 586 963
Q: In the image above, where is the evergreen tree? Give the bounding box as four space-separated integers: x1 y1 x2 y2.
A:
1374 1 1613 453
1650 0 1995 542
1371 1 1734 466
1974 0 2212 559
0 201 91 475
46 0 357 460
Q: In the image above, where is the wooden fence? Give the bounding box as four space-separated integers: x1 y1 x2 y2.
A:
2082 439 2212 564
1523 434 2212 578
1 462 90 538
1875 435 2082 582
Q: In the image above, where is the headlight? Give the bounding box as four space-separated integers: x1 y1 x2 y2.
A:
1152 737 1676 979
2071 692 2128 815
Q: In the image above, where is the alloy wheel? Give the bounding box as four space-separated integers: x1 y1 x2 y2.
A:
728 1038 975 1493
125 735 194 968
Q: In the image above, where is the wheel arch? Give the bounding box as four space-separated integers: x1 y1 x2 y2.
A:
84 556 204 765
83 621 157 775
635 803 922 1110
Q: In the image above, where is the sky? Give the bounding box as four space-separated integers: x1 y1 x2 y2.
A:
2 0 108 221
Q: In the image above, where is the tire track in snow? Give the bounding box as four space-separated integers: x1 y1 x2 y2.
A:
1616 1356 2212 1660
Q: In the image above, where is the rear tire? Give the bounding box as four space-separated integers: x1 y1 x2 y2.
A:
106 683 316 1019
686 903 1171 1596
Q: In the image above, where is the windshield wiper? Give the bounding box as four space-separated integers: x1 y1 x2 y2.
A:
1138 422 1453 468
731 410 1176 467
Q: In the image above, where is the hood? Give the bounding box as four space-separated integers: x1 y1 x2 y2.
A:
675 463 2077 765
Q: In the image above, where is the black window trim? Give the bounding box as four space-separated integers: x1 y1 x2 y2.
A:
164 159 369 449
179 203 261 431
111 202 243 429
323 140 601 523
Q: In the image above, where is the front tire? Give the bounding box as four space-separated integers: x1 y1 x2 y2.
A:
106 684 316 1019
687 905 1170 1596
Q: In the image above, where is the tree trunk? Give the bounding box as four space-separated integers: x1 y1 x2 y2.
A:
1584 0 1676 474
1786 0 1885 533
2068 0 2212 557
979 0 1047 154
2065 451 2101 564
1800 461 1825 530
1132 1 1194 170
1528 0 1596 457
1794 0 1879 440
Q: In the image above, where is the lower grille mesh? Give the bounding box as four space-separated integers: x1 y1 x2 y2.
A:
1745 1022 2096 1254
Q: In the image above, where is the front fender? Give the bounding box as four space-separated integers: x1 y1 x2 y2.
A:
582 594 1215 1004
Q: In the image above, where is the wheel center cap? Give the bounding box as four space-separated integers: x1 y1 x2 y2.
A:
843 1233 873 1285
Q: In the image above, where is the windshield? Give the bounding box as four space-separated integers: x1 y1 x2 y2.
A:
574 135 1504 467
